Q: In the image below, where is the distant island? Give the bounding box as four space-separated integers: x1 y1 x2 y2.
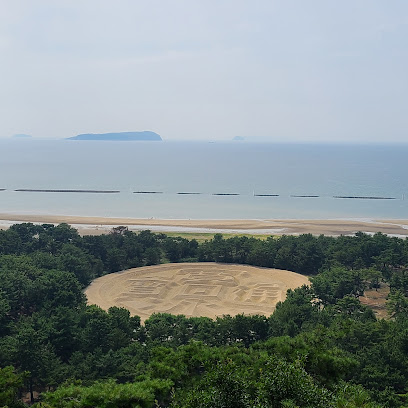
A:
233 136 245 141
67 131 162 141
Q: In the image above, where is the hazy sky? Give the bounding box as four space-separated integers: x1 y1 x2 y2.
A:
1 1 407 142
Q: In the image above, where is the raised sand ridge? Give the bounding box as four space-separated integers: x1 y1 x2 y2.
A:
85 263 310 321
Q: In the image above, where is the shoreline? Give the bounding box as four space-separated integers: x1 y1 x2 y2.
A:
0 213 408 237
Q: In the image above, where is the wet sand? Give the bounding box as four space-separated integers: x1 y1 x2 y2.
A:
0 213 407 236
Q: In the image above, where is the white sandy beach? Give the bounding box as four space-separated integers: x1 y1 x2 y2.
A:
0 213 408 236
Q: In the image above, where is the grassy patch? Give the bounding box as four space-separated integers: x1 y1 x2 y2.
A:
163 232 273 243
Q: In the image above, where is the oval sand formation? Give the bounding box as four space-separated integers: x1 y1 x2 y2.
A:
85 263 310 321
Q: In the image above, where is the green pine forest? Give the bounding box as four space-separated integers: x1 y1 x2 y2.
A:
1 223 408 407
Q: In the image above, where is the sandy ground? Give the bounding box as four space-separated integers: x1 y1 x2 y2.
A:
85 263 309 321
359 284 390 320
1 213 408 236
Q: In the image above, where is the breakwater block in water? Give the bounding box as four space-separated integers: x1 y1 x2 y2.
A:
333 196 396 200
14 189 120 193
254 194 279 197
133 191 163 194
177 192 202 195
291 195 320 198
212 193 240 196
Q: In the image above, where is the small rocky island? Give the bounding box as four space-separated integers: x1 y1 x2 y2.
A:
67 131 162 141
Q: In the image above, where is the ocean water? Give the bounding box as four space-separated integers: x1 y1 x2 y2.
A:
0 140 407 220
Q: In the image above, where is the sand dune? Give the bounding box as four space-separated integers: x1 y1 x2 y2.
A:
85 263 310 321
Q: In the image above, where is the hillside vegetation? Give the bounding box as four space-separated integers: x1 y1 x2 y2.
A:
1 223 408 407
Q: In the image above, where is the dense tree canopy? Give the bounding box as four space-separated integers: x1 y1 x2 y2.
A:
0 223 407 406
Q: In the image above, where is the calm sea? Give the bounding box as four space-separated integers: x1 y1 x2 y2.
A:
0 140 407 220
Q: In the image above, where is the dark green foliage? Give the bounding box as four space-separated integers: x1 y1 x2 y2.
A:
0 366 26 408
0 224 407 406
40 378 173 408
311 267 367 305
257 357 334 407
172 359 255 408
269 285 319 337
143 313 269 348
171 354 352 408
77 305 139 354
253 334 358 387
387 290 408 317
196 231 408 278
163 236 198 262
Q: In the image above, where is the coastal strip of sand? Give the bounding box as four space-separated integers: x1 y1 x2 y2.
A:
0 213 408 237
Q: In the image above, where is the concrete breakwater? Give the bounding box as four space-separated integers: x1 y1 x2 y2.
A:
333 196 396 200
254 194 279 197
5 190 403 200
291 195 319 198
14 189 120 193
133 191 163 194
